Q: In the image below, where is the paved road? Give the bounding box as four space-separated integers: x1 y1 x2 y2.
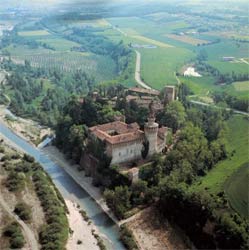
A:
134 50 152 89
0 192 39 250
190 100 249 116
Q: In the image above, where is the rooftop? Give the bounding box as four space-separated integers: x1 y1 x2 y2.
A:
89 121 144 145
128 87 160 96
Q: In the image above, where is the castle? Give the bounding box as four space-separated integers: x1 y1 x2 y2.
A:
89 102 168 165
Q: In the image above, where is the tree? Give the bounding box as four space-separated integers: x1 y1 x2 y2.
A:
159 101 186 133
104 186 131 219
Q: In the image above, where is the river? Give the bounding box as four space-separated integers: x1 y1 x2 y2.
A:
0 120 125 250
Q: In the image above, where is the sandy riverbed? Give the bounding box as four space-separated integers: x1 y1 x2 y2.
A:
66 199 99 250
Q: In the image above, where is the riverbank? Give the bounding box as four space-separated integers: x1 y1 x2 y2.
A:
0 106 51 146
0 113 125 250
66 199 99 250
42 146 119 225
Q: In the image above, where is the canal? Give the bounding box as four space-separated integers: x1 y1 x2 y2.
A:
0 121 125 250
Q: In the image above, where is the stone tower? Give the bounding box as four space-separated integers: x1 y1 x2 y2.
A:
144 101 159 156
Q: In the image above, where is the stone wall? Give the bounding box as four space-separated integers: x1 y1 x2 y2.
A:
109 139 144 164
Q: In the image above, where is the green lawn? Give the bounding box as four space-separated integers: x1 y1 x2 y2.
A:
192 115 249 198
225 163 249 218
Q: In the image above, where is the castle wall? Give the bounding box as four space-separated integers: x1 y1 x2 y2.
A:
108 139 144 165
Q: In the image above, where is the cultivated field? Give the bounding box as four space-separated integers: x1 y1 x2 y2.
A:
131 35 173 48
232 81 249 92
225 163 248 218
37 38 81 51
166 34 209 46
18 30 50 36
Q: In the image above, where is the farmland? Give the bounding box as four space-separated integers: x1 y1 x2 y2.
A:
18 29 50 36
225 163 248 218
165 34 210 46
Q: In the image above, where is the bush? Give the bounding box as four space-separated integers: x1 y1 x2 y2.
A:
6 171 25 192
0 146 5 153
120 224 138 250
32 169 69 250
4 222 25 249
23 154 35 163
14 202 31 221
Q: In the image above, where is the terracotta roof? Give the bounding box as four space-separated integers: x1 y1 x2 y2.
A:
129 87 160 96
126 95 138 102
89 121 144 145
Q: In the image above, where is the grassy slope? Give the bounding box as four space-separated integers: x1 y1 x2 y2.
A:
224 163 248 218
192 115 249 196
139 47 194 89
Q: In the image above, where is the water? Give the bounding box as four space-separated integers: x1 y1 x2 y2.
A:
0 121 125 250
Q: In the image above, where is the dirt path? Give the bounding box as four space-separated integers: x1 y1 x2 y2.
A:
0 193 39 250
135 50 152 90
240 58 249 65
190 100 249 116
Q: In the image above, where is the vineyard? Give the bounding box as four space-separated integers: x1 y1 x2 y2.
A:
10 51 117 82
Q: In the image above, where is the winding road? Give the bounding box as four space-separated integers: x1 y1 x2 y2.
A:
134 50 152 89
0 192 39 250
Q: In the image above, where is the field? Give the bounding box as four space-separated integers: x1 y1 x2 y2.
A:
191 115 249 210
4 45 116 82
139 47 194 89
232 81 249 92
18 30 51 36
131 35 173 48
103 17 195 89
37 38 81 51
225 163 248 218
165 34 210 46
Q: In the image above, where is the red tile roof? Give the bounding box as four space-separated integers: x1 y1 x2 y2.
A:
89 121 144 145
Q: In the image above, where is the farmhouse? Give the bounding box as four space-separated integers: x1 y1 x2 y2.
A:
222 56 235 62
88 103 168 165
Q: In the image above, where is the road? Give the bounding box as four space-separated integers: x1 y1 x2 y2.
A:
190 100 249 116
0 192 39 250
134 50 152 89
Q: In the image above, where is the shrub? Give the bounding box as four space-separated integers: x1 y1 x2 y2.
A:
0 146 5 153
23 154 35 163
6 171 25 192
14 202 31 221
32 169 68 250
4 222 25 249
120 224 138 250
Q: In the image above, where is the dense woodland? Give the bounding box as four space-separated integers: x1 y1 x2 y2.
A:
1 59 95 126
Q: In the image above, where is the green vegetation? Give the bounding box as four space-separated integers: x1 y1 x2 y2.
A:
3 222 25 249
225 163 248 218
14 202 32 221
139 47 194 89
18 30 51 37
91 230 106 250
192 115 248 196
1 152 69 250
119 224 139 250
